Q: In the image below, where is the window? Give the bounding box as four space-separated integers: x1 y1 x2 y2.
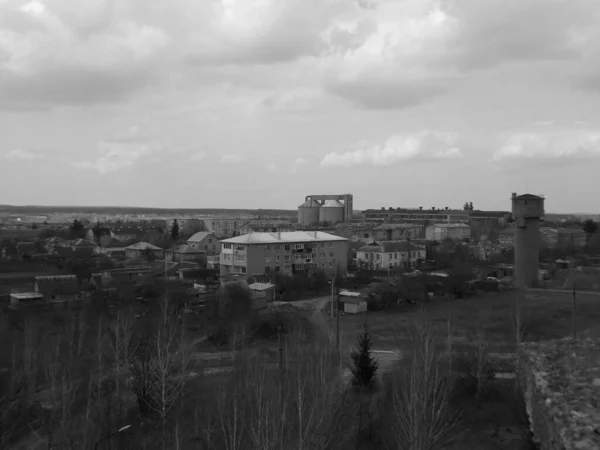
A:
204 245 208 249
235 254 245 262
329 252 334 257
294 263 304 270
320 243 325 248
265 245 271 251
312 253 317 259
327 242 333 248
241 267 246 274
265 256 272 263
295 254 303 260
284 255 290 261
328 262 333 268
274 245 281 251
236 245 244 251
276 255 280 262
294 243 304 250
208 239 212 243
223 243 232 249
284 264 291 271
320 252 326 258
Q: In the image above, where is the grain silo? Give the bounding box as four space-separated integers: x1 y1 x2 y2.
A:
298 199 321 226
319 199 345 225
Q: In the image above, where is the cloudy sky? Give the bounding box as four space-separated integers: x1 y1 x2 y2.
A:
1 0 600 213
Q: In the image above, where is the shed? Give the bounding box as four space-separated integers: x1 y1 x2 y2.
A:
9 292 44 306
339 290 367 314
33 275 80 302
248 282 276 303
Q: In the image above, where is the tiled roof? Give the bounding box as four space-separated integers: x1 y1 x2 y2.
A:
222 231 347 244
358 240 425 253
187 232 213 242
125 241 162 250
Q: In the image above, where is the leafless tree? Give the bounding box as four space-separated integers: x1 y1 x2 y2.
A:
386 321 459 450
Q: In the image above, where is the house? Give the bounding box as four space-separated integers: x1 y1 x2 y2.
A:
557 228 587 249
219 231 349 277
356 240 426 270
95 266 152 286
186 232 219 255
34 275 80 302
9 292 44 307
248 281 276 306
338 290 367 314
425 223 471 241
540 228 559 248
44 236 70 254
125 242 163 261
94 238 126 258
165 245 206 263
85 227 114 247
498 228 515 247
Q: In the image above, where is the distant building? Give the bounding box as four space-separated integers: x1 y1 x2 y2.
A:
498 228 515 247
219 231 348 277
356 240 426 270
93 266 152 287
186 232 219 255
85 227 114 247
557 228 586 249
204 217 292 238
94 238 126 258
239 222 295 235
425 223 471 241
125 242 164 261
166 218 204 236
363 207 469 224
165 244 206 263
15 241 36 257
34 275 80 302
333 223 422 243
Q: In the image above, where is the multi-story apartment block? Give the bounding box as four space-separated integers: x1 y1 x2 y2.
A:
205 217 293 238
219 231 348 277
363 207 469 224
425 223 471 241
356 241 426 270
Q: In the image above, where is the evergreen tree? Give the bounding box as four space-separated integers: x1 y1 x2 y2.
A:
349 324 379 388
171 219 180 241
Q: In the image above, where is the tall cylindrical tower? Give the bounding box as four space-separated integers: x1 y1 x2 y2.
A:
511 193 545 289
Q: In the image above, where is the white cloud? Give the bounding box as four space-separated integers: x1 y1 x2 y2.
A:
221 154 244 164
189 151 207 162
493 128 600 163
266 163 277 171
295 157 309 165
5 149 45 160
320 131 463 168
70 126 167 174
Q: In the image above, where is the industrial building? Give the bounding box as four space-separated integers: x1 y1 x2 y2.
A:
219 231 349 277
363 207 469 224
511 193 545 289
297 194 353 226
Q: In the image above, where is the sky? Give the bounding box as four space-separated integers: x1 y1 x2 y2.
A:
1 0 600 213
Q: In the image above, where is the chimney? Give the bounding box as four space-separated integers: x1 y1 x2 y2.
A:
512 192 517 199
277 231 281 240
313 231 318 238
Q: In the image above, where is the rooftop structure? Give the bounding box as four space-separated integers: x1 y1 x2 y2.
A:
221 231 347 245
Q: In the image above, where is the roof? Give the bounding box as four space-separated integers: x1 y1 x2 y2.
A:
248 282 276 291
89 227 112 237
358 240 425 253
375 223 421 229
10 292 44 300
71 238 96 248
514 194 544 200
339 290 362 297
187 232 214 242
168 244 206 254
428 223 470 228
469 210 510 217
221 231 348 245
104 238 125 248
125 241 162 250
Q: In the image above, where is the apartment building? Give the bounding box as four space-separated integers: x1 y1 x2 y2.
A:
363 207 469 224
425 223 471 241
206 217 293 238
166 218 205 236
334 223 422 243
356 241 426 270
219 231 348 277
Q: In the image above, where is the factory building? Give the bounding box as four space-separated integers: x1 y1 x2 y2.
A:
297 194 353 226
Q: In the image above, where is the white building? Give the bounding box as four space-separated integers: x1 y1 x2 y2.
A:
219 231 348 277
425 223 471 241
356 241 426 270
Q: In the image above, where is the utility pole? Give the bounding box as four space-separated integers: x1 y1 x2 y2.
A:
572 282 577 339
335 284 341 363
330 259 336 319
277 325 284 413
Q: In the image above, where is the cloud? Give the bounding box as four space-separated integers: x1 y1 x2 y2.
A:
261 88 322 112
493 127 600 164
266 163 277 172
5 149 45 160
189 152 207 162
320 131 463 168
295 157 309 165
221 154 244 164
70 126 168 174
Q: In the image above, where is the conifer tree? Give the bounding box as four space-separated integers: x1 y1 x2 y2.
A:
349 324 378 388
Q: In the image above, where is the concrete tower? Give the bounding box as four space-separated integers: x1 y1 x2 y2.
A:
511 193 545 289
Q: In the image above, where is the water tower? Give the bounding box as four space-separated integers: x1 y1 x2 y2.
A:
511 193 545 289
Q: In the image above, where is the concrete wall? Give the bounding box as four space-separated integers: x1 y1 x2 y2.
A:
514 218 541 289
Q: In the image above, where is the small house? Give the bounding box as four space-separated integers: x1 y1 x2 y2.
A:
165 244 207 263
248 281 276 304
338 290 367 314
125 242 163 261
34 275 80 302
